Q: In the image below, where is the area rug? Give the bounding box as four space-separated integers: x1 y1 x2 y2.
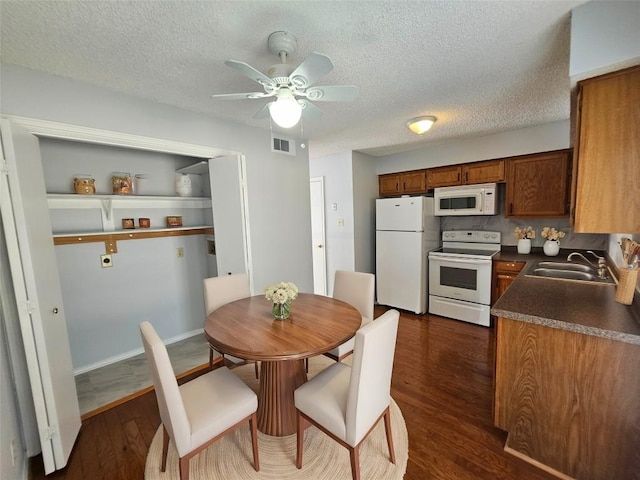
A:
145 356 408 479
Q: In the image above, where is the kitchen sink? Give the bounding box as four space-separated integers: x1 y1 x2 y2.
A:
536 261 593 273
526 260 615 285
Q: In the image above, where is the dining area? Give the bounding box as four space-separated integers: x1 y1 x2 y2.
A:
139 270 408 480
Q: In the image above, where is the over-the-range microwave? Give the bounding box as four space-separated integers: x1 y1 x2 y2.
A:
433 183 497 216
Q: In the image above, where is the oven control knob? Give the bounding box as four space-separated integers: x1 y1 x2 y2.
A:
484 233 490 238
491 233 498 239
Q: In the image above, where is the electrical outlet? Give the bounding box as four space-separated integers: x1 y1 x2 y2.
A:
100 254 112 268
337 218 345 227
177 247 184 258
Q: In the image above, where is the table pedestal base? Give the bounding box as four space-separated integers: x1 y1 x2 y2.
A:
258 359 307 436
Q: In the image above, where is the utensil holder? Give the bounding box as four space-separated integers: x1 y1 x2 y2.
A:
615 268 638 305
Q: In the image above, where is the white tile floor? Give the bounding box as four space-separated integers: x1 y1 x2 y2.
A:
75 333 210 416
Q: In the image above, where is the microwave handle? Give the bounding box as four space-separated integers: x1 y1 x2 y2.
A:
429 256 491 265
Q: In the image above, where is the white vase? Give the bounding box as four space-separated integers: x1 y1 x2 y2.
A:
543 240 560 256
175 174 192 197
517 239 532 254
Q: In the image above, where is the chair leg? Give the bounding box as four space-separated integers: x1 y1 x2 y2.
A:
296 410 307 469
305 358 309 372
383 406 396 464
161 425 170 472
249 413 260 471
208 349 213 371
254 361 259 379
179 456 190 480
349 445 361 480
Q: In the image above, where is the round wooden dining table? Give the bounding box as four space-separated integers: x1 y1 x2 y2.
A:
204 293 361 436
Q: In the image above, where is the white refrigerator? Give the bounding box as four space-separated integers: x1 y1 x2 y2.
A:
376 196 440 314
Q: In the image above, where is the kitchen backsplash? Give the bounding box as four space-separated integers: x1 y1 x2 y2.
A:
441 216 608 251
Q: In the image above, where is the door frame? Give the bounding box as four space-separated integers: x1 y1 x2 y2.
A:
310 177 327 295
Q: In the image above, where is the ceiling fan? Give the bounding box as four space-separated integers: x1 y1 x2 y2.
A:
211 31 358 128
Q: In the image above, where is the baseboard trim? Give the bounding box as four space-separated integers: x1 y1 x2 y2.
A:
503 434 574 480
73 328 204 375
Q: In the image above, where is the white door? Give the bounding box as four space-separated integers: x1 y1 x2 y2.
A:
376 230 427 314
309 177 327 295
209 155 251 284
0 120 81 473
376 197 426 232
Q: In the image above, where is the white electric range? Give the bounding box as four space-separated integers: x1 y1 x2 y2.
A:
428 230 501 327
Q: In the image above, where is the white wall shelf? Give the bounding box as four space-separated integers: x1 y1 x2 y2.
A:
47 194 212 233
176 160 209 175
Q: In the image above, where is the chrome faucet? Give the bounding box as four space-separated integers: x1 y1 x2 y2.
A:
567 251 608 279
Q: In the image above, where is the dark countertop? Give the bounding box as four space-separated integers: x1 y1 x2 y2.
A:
491 247 640 345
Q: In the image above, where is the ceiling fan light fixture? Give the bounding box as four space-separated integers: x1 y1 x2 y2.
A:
269 89 303 128
407 116 437 135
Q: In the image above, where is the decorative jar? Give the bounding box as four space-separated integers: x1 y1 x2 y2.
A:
272 300 291 320
73 175 95 195
175 174 192 197
543 240 560 257
517 239 532 255
112 172 133 195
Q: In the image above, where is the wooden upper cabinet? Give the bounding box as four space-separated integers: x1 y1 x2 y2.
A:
505 150 570 218
378 170 426 196
572 66 640 233
426 160 505 189
379 173 400 196
463 159 505 184
426 165 461 189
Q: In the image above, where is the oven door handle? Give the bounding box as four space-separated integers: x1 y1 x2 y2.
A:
429 256 491 265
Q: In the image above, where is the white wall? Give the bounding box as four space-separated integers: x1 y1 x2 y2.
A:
570 1 640 81
352 152 378 274
0 64 314 296
376 120 570 173
309 151 355 294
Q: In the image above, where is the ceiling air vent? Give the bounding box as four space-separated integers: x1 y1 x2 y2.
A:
272 135 296 156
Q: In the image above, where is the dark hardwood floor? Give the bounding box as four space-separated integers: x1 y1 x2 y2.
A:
30 308 556 479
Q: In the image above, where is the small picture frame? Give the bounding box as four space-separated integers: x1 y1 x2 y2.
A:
138 218 151 228
122 218 135 229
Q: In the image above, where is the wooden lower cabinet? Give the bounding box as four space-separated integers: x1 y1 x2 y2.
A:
494 317 640 479
492 260 525 305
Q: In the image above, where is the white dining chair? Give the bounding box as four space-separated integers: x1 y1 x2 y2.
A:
324 270 375 362
203 273 259 378
140 321 259 480
295 309 399 480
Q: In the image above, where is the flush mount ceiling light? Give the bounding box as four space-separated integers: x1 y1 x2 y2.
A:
406 116 437 135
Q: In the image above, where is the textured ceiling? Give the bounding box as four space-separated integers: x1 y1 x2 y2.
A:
0 1 585 158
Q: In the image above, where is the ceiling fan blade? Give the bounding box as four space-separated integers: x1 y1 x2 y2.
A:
299 100 324 120
211 92 272 100
225 60 276 87
304 85 358 102
253 103 272 119
289 53 334 88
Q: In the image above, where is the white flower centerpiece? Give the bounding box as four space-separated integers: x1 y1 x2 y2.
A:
540 227 566 256
264 281 298 320
514 226 535 254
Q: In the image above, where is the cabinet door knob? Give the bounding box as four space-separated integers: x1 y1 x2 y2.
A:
52 307 59 314
317 244 323 248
